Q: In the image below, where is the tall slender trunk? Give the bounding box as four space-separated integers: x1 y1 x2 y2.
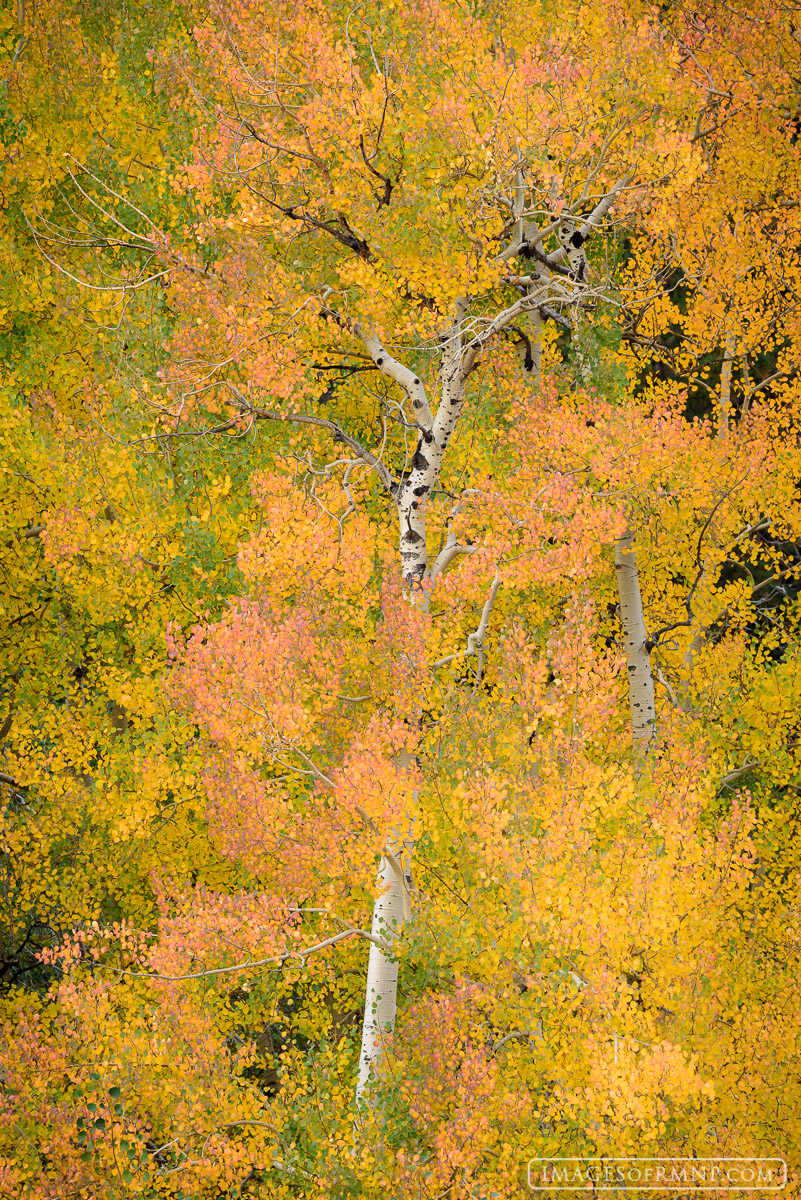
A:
355 311 467 1098
356 854 406 1099
681 550 714 690
718 331 736 437
615 529 656 744
516 311 542 387
350 178 622 1094
529 310 542 386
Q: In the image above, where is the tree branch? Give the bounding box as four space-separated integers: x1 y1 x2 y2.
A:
353 323 434 433
429 538 476 583
548 175 633 267
227 386 396 494
432 574 501 668
100 927 392 983
717 758 759 792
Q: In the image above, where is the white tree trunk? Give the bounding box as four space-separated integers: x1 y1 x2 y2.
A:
718 331 736 437
515 311 542 387
356 855 406 1100
529 310 542 386
615 529 656 744
347 180 626 1096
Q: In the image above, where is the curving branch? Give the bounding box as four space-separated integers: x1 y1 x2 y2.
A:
432 574 501 670
227 385 396 494
354 323 434 433
99 927 392 983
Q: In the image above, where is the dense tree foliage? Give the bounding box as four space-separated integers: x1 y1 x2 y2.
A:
2 0 801 1195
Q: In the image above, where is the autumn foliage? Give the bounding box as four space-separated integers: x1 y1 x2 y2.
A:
2 0 801 1196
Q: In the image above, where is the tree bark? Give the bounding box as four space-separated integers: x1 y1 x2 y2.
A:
615 530 656 744
356 854 406 1100
529 310 542 386
349 180 623 1096
718 331 736 437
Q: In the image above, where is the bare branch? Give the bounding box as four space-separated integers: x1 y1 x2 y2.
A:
432 573 501 669
718 759 759 792
548 175 634 267
228 385 396 494
99 927 392 983
353 323 434 433
358 134 394 208
429 539 477 583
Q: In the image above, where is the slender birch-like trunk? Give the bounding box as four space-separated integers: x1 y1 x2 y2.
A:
529 310 542 386
349 179 627 1097
718 331 736 437
615 529 656 743
356 854 406 1099
515 312 542 387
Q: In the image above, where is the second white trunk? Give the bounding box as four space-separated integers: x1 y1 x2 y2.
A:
615 529 656 744
356 855 405 1100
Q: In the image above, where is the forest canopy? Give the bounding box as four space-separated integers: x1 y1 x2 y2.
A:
2 0 801 1196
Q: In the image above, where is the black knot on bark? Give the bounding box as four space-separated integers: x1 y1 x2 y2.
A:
405 564 427 587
